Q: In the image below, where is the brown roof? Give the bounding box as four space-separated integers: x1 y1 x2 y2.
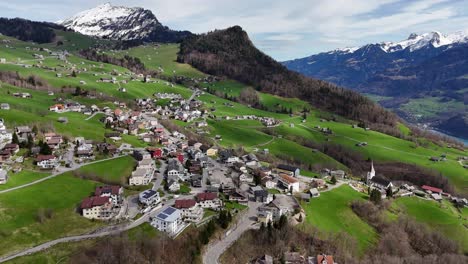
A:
4 143 19 149
36 155 56 162
95 185 121 196
81 196 111 209
317 254 334 264
196 192 218 201
280 173 298 184
174 199 197 209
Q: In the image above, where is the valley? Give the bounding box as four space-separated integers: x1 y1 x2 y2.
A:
0 5 466 264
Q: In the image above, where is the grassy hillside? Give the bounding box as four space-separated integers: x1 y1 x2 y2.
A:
0 171 50 191
392 197 468 252
300 185 378 254
0 173 103 256
77 156 136 184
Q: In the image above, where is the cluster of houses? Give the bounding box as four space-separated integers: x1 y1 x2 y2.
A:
80 185 123 220
150 192 222 236
221 115 281 127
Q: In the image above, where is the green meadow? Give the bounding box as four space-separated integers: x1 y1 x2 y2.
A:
300 185 377 254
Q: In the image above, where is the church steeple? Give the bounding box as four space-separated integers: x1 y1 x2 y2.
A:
367 160 375 183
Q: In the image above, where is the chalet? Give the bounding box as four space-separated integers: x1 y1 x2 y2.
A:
174 199 203 222
150 207 183 235
276 164 300 177
81 196 113 220
196 192 222 209
139 189 161 206
49 104 64 112
129 168 153 185
94 185 123 206
278 174 300 193
257 210 273 225
260 195 300 221
36 155 58 169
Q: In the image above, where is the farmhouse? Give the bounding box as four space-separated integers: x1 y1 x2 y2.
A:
81 196 113 220
150 207 183 235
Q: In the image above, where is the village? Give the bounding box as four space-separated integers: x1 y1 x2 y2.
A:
0 36 467 264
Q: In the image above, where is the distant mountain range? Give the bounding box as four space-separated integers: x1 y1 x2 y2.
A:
60 3 192 43
283 31 468 139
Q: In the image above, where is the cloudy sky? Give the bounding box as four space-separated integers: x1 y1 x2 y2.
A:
1 0 468 60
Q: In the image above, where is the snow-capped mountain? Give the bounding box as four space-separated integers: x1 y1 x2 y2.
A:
60 3 191 42
329 31 468 55
283 30 468 138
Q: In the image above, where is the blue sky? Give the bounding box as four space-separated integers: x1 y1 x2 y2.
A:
1 0 468 60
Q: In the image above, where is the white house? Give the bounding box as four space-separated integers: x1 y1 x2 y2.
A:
278 174 300 193
168 180 180 192
196 192 222 210
36 155 58 169
81 196 113 220
150 207 183 235
129 168 153 185
174 199 203 223
139 189 161 206
94 185 123 206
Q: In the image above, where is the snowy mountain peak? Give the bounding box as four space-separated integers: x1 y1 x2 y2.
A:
328 30 468 55
60 3 160 40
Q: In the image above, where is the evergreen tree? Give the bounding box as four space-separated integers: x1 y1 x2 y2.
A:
370 189 382 204
386 186 393 198
12 132 20 145
39 141 52 155
331 175 337 185
26 134 34 149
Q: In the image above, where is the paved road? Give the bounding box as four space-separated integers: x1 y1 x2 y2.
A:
203 201 261 264
84 111 103 121
0 155 126 194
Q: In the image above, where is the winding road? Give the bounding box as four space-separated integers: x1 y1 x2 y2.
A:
203 201 261 264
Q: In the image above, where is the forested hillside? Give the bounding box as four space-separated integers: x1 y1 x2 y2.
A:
178 26 397 130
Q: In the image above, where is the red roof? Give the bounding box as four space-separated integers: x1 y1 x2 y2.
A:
422 185 442 193
317 255 334 264
36 155 56 162
174 199 197 209
81 196 111 209
196 192 218 201
114 108 122 116
95 185 121 196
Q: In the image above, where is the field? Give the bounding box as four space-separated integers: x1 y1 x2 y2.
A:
77 156 136 184
392 197 468 252
300 185 377 254
401 97 465 120
0 173 103 257
104 43 205 78
0 170 49 191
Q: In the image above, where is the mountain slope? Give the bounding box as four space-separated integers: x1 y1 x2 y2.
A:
178 26 397 129
61 3 192 43
283 31 468 138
